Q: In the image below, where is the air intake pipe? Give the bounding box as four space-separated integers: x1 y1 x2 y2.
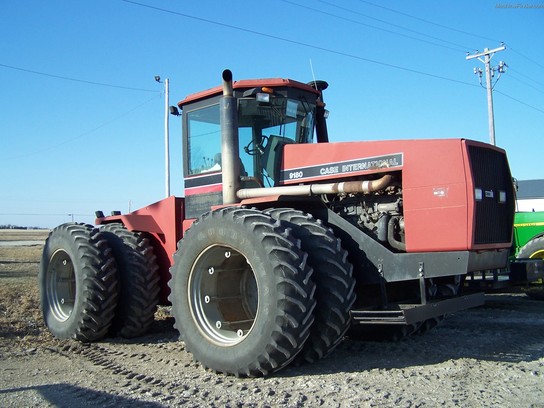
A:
237 174 393 199
220 69 240 205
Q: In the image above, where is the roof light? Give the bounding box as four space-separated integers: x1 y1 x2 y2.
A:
261 86 274 94
256 92 270 103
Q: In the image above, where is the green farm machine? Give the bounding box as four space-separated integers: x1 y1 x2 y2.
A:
466 210 544 297
513 211 544 259
510 211 544 297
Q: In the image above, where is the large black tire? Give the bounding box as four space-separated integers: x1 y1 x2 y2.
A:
168 207 316 377
265 208 356 364
101 223 160 338
39 223 118 342
518 236 544 260
518 236 544 300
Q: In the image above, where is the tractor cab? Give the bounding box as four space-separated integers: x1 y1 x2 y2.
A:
178 79 324 217
177 78 324 217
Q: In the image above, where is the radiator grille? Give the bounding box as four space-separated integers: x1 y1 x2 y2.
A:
467 145 514 245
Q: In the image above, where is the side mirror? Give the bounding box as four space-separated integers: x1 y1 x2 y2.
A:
169 105 180 116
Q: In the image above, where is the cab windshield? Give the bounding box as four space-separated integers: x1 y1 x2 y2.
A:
185 94 316 186
238 96 315 186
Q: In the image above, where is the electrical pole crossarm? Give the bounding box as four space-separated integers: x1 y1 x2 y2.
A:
466 45 506 60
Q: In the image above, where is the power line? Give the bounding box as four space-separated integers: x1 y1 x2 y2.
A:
355 0 501 44
495 90 544 115
122 1 543 117
122 0 477 88
6 93 161 161
0 63 159 93
311 0 544 99
508 46 544 70
317 1 544 91
508 67 544 88
280 0 465 53
508 72 544 95
317 0 471 51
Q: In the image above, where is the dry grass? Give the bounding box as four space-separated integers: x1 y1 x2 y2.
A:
0 246 43 262
0 229 50 242
0 238 58 354
0 232 172 354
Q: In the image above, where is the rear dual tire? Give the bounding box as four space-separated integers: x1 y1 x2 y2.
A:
39 223 118 342
101 223 160 338
40 222 160 342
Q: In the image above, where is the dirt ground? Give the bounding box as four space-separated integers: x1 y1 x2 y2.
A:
1 229 543 407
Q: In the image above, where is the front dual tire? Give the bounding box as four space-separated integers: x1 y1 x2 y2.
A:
168 208 317 377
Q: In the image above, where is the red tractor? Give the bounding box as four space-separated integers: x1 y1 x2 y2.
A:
40 70 515 376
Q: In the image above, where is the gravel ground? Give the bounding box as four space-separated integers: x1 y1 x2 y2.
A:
1 230 543 407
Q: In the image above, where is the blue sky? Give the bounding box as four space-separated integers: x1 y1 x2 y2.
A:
1 1 543 228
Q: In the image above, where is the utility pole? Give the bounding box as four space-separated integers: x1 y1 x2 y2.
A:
466 44 506 146
155 76 171 197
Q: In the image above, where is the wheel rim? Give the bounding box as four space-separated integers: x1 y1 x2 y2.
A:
529 249 544 259
188 244 258 346
47 249 76 322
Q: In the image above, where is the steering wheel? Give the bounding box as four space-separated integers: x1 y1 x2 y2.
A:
243 135 269 156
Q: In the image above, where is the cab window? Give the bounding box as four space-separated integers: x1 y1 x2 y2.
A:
186 104 221 175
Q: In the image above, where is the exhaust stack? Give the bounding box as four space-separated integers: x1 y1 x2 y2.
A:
220 69 240 205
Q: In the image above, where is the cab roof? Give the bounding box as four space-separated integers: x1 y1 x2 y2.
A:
178 78 320 109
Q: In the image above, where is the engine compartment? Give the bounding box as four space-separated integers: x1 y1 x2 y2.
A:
327 174 406 252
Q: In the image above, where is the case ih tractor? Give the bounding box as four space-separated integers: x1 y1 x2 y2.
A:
40 69 515 377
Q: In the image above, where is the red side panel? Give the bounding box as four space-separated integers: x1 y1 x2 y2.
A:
281 139 510 253
400 140 469 252
96 196 185 303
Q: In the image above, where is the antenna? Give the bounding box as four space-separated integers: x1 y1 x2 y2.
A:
309 59 317 89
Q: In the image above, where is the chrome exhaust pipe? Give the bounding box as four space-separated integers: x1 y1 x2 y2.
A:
220 69 240 205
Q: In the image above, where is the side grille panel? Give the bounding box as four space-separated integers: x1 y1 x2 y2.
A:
467 145 514 245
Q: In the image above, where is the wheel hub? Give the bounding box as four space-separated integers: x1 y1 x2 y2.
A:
188 245 258 346
47 249 76 322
